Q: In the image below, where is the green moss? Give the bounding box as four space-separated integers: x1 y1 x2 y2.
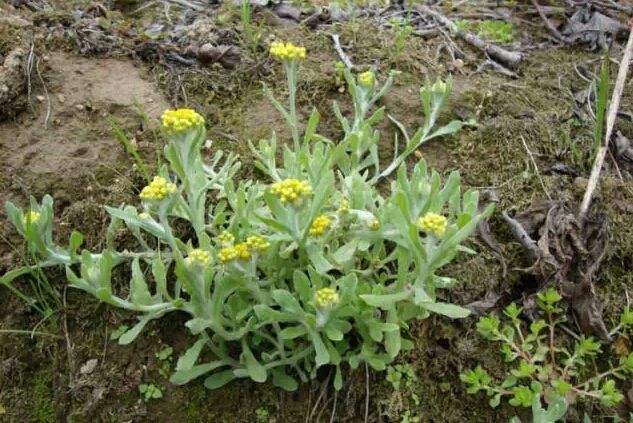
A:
477 20 514 44
32 373 56 423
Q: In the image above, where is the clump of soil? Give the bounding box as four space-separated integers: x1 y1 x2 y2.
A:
0 52 168 258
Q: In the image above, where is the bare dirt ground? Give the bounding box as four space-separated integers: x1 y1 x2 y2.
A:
1 0 633 422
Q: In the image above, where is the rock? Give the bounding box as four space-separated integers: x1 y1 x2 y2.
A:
0 47 27 117
80 358 99 375
36 95 45 102
57 94 66 103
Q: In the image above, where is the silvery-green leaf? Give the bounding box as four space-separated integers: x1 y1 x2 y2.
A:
293 270 312 304
279 326 307 340
118 315 152 345
271 290 303 314
420 302 470 319
204 370 236 390
306 244 334 274
360 291 411 309
130 258 152 305
171 361 225 385
271 368 298 392
176 338 206 371
242 341 267 383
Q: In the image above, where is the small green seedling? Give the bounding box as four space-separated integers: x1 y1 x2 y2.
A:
139 383 163 402
255 407 270 422
461 289 633 421
477 20 514 44
109 325 129 341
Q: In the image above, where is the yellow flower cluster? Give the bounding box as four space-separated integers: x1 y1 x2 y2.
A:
246 235 270 251
139 176 177 201
138 212 152 220
270 179 312 204
418 212 448 236
23 210 40 224
338 199 350 214
161 108 205 132
185 249 211 267
218 242 251 263
218 231 235 245
315 287 339 308
269 41 306 61
358 71 375 88
368 218 380 231
309 215 331 236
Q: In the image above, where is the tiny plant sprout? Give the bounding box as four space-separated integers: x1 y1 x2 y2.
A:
461 289 633 421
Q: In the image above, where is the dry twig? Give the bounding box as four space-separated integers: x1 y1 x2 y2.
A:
530 0 569 43
329 33 354 70
520 135 552 200
416 4 523 69
579 20 633 221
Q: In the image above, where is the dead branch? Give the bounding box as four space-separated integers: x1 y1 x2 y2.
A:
579 20 633 221
502 211 541 260
416 4 523 69
164 0 204 12
329 33 354 70
530 0 569 43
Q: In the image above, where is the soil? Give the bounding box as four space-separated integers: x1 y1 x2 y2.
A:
1 1 633 422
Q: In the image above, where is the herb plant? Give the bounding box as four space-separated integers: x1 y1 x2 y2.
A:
461 289 633 421
139 383 163 402
3 42 491 391
477 20 514 44
390 15 414 61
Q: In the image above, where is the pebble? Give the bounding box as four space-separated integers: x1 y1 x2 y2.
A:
36 95 45 102
80 358 98 375
57 94 65 103
76 104 85 111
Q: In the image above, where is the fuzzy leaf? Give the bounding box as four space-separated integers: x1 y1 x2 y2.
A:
204 370 237 390
171 361 225 385
175 338 206 371
420 302 471 319
271 368 298 391
118 315 152 345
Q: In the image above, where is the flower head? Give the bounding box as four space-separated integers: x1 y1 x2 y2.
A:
234 242 251 260
23 210 40 225
315 287 339 309
418 212 447 237
138 212 152 220
270 41 306 61
309 215 332 236
161 108 205 132
185 249 211 267
139 176 177 201
358 71 375 88
430 79 447 95
338 199 350 214
368 218 380 231
218 246 238 263
217 231 235 246
246 235 269 252
270 178 312 204
218 242 251 263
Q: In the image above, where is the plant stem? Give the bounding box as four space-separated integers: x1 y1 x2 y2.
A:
285 61 300 149
0 329 63 339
